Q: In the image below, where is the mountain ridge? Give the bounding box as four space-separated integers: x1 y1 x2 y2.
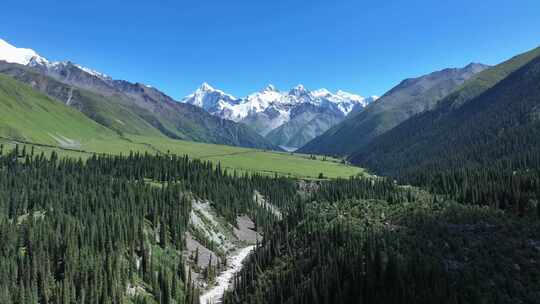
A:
182 82 378 148
298 62 489 156
0 38 279 150
349 45 540 177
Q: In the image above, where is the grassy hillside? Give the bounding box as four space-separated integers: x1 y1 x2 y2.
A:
0 74 362 178
0 62 167 138
127 136 362 178
0 74 122 146
1 135 362 179
0 61 279 150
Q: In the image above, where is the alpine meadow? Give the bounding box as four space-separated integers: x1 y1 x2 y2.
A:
1 1 540 304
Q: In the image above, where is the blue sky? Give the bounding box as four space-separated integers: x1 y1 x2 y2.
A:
2 0 540 99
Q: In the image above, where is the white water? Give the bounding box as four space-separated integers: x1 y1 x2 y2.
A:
200 245 255 304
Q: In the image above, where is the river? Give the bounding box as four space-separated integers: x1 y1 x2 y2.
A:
199 245 255 304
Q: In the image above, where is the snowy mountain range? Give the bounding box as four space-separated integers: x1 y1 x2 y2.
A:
0 37 378 150
0 38 279 150
182 83 378 148
0 38 110 80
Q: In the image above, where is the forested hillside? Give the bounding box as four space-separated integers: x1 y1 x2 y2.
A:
1 143 539 304
224 178 540 304
351 47 540 174
350 47 540 215
0 146 295 304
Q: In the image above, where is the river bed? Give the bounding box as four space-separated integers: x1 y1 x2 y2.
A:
199 245 255 304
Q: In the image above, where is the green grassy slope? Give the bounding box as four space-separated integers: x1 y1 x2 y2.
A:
128 135 362 178
0 62 166 138
0 62 279 150
1 135 363 179
0 74 362 178
0 74 122 146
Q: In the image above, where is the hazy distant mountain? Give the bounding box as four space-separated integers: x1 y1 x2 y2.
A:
0 38 279 150
350 46 540 177
298 63 489 156
183 83 377 148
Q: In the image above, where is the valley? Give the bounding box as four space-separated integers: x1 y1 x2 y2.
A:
0 135 362 179
2 3 540 303
182 83 378 149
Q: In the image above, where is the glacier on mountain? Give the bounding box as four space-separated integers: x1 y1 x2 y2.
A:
181 82 378 137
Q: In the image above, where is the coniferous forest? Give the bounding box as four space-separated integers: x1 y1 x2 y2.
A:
0 145 295 304
1 145 539 304
2 3 540 304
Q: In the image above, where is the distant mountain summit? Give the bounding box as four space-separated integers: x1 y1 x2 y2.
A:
298 62 490 156
182 82 240 112
0 38 279 150
350 46 540 177
0 38 49 66
182 83 378 148
0 38 109 81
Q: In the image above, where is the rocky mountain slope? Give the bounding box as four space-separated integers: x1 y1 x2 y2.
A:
182 83 377 149
350 46 540 177
0 38 278 150
298 63 489 156
0 73 120 147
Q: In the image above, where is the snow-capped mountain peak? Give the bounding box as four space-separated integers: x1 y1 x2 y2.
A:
312 88 332 97
193 82 236 98
27 56 51 67
1 38 115 83
74 64 111 80
182 82 239 113
0 38 49 65
199 82 215 92
263 84 279 92
289 84 307 96
182 84 376 135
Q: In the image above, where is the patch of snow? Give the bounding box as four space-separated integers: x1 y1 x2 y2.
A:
0 38 49 65
0 38 113 83
135 255 142 271
182 83 376 131
182 82 239 111
74 64 111 80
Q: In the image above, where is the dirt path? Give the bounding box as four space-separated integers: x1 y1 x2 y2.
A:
199 245 255 304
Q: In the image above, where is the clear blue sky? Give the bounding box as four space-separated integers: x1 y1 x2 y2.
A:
2 0 540 99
